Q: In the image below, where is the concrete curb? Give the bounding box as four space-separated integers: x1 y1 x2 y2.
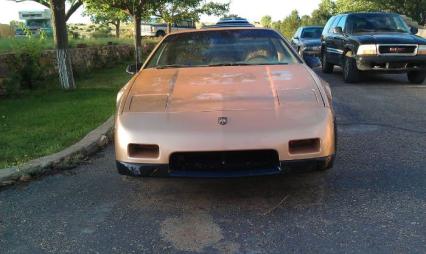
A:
0 116 114 187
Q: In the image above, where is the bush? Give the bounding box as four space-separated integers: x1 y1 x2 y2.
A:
7 36 46 93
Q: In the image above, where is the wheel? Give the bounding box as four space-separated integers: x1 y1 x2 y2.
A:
156 30 166 37
316 156 335 171
321 50 334 73
343 55 360 83
407 71 426 84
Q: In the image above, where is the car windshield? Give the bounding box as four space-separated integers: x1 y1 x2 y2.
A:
301 28 323 39
146 29 299 69
346 14 411 34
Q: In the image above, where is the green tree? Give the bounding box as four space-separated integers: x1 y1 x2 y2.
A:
49 0 75 89
371 0 426 25
152 0 229 33
310 0 337 25
84 0 155 64
280 10 301 39
260 15 272 28
300 15 313 26
335 0 378 13
83 2 130 38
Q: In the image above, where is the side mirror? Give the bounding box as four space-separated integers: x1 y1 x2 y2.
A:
333 26 343 34
410 26 418 35
126 63 142 75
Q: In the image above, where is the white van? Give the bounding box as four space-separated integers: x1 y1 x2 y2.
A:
141 19 196 37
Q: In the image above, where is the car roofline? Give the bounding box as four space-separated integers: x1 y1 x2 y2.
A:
164 27 277 36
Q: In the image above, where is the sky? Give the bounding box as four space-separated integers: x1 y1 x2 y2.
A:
0 0 322 24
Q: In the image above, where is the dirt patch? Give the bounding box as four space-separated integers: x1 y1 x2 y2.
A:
160 212 223 252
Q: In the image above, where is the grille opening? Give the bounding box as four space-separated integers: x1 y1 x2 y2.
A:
289 138 320 154
378 45 416 55
128 144 159 159
170 150 280 172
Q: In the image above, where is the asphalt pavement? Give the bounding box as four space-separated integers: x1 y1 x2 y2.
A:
1 69 426 254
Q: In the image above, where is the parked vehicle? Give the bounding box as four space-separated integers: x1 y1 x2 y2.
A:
291 26 323 56
321 12 426 83
116 27 336 177
213 17 255 27
141 18 195 37
15 10 53 37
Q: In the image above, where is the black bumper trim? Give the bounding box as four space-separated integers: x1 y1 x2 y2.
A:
116 155 335 178
356 55 426 72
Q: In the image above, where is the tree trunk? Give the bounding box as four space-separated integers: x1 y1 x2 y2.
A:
167 22 172 34
133 15 142 64
49 0 75 90
115 20 121 38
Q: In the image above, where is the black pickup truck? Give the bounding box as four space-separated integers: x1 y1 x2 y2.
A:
321 12 426 83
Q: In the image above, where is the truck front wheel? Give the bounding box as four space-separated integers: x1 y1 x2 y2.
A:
407 71 426 84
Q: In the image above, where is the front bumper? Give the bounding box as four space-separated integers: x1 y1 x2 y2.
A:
356 55 426 72
116 155 334 178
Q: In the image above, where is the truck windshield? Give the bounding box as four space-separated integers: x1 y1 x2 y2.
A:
346 14 411 34
301 28 323 39
146 29 299 69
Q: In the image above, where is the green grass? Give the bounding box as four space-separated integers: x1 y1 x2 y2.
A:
0 64 131 168
0 37 159 54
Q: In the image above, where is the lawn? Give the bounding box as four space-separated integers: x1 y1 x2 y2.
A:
0 37 158 54
0 64 131 168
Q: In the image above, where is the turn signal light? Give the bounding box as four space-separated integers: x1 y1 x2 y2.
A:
128 144 160 159
289 139 320 154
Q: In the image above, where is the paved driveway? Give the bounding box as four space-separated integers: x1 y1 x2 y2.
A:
1 70 425 254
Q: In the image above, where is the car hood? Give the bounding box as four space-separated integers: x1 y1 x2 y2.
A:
124 64 323 113
353 33 426 44
300 38 321 46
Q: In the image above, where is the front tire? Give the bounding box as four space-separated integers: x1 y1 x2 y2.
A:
343 56 360 83
321 51 334 73
407 71 426 84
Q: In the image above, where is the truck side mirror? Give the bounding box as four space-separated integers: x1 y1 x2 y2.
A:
410 27 418 35
126 63 142 75
333 27 343 34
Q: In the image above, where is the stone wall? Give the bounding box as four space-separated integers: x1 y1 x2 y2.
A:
0 45 134 94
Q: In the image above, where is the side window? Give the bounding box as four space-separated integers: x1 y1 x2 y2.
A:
329 16 342 33
323 17 336 36
337 15 347 31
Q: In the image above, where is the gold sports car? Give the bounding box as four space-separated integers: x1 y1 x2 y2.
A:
115 27 336 177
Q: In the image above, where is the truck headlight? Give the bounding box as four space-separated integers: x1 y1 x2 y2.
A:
418 45 426 55
357 45 378 56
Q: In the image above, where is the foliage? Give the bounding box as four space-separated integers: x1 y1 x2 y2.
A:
310 0 337 25
335 0 379 13
279 10 301 39
151 0 229 31
6 34 47 94
260 15 272 28
83 1 130 38
336 0 426 25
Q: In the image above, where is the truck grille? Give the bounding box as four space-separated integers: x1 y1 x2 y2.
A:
378 45 417 56
170 150 280 172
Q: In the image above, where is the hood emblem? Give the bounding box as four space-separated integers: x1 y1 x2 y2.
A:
218 117 228 126
389 47 405 53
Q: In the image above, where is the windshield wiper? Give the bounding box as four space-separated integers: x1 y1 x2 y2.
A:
207 62 289 67
156 64 190 69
